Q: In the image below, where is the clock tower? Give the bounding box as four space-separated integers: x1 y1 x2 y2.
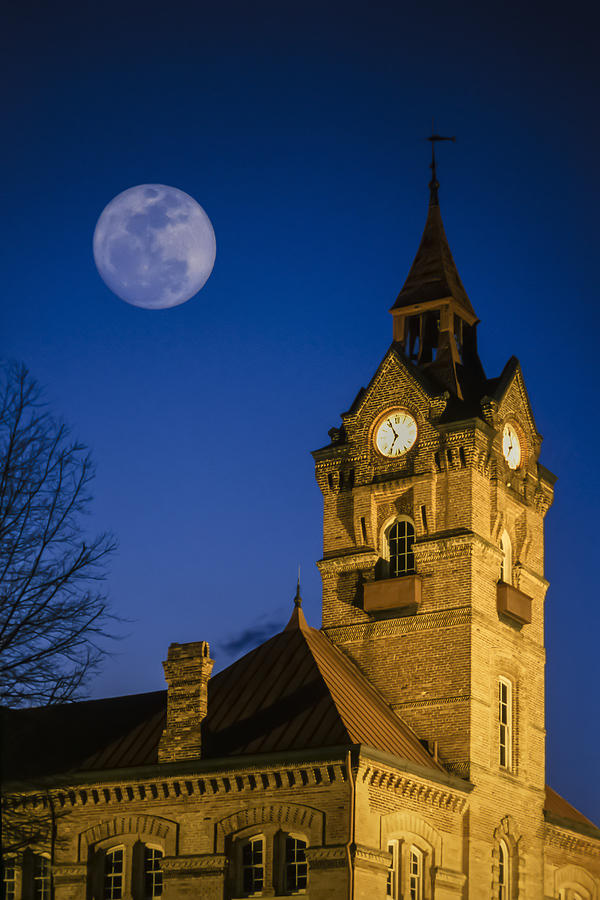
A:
313 161 556 890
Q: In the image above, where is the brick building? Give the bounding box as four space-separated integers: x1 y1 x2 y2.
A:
2 162 599 899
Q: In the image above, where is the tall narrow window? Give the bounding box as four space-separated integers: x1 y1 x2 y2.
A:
242 837 264 896
143 848 163 899
386 842 398 899
285 837 308 892
33 856 50 900
498 840 509 900
104 849 124 900
388 519 415 577
2 860 16 900
408 846 423 900
498 677 513 770
500 531 512 584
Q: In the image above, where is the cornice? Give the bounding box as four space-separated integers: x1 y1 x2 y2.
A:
304 844 347 870
361 761 468 814
323 606 471 644
414 528 498 562
317 551 379 575
353 843 390 872
544 823 600 857
4 760 348 810
52 863 87 883
161 854 227 875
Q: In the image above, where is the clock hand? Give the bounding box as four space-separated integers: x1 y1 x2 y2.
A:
387 419 398 438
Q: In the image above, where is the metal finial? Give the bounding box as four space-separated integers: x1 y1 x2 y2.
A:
426 130 456 206
294 566 302 608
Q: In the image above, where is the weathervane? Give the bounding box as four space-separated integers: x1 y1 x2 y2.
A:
427 129 456 205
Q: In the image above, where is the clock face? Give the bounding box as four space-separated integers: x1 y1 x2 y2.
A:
374 410 418 458
502 423 521 470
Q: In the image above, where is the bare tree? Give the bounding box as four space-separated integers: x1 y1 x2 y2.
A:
0 361 117 707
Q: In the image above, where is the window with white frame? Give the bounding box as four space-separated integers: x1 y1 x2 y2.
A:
33 855 51 900
408 846 423 900
284 836 307 893
498 840 509 900
104 848 124 900
500 531 512 584
90 837 167 900
386 841 398 898
387 518 415 577
143 847 163 899
386 840 428 900
498 677 513 770
2 859 16 900
230 830 310 897
241 837 264 896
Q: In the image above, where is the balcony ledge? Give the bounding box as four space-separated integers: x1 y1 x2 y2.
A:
497 581 532 625
364 574 422 612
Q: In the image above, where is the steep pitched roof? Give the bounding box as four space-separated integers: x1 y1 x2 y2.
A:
391 201 476 320
203 603 443 769
1 606 443 780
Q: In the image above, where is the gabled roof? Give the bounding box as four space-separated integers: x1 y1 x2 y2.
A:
486 355 539 437
391 200 476 320
203 602 443 769
1 605 443 780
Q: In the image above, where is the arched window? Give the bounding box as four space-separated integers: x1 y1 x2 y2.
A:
498 840 509 900
500 531 512 585
229 829 310 897
387 518 415 577
284 836 308 892
241 836 264 896
386 840 428 900
104 848 124 900
408 846 423 900
498 677 513 771
32 855 50 900
143 847 163 899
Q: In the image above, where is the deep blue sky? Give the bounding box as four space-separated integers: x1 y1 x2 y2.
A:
3 0 599 819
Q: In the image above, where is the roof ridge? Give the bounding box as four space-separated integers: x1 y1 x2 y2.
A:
302 624 445 772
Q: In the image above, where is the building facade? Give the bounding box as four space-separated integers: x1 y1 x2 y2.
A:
3 167 599 899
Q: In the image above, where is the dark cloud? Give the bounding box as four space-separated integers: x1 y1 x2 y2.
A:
219 618 284 656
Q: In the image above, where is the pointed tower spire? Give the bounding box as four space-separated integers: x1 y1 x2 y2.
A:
389 135 484 399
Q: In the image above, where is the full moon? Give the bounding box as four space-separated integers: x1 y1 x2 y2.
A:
93 184 216 309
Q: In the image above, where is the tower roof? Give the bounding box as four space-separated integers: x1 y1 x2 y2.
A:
391 193 476 321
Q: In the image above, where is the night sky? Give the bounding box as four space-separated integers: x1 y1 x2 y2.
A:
3 0 599 820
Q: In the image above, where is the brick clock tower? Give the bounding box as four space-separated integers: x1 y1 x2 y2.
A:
313 158 555 891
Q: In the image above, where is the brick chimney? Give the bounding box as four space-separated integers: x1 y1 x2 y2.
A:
158 641 214 763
